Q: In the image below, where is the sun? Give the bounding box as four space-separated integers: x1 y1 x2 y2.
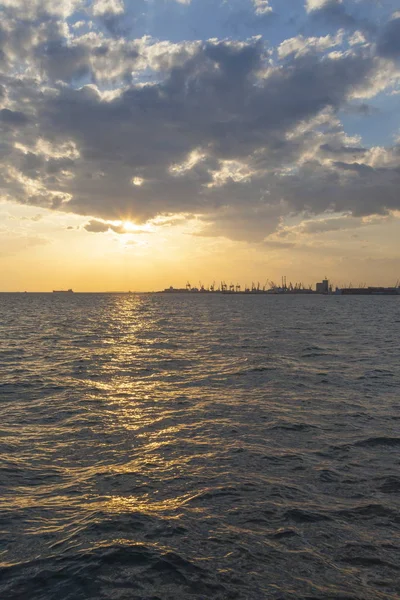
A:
121 220 156 234
123 220 136 231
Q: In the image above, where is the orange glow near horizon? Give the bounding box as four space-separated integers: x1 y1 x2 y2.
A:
1 202 400 292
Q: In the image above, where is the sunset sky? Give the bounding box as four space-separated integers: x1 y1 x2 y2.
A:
1 0 399 291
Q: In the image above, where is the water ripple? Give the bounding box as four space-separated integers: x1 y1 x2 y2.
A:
1 293 400 599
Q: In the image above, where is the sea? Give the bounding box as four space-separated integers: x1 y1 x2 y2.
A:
0 292 399 600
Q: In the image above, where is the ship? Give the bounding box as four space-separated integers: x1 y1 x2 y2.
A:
163 286 189 293
52 289 74 293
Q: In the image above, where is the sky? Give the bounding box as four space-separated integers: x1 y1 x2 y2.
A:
0 0 399 291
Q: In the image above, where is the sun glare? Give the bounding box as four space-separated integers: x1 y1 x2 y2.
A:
123 221 136 231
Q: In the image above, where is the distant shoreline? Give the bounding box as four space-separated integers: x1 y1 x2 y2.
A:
1 290 399 296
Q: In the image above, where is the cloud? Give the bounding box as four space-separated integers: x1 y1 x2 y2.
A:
83 218 151 233
92 0 130 37
0 109 30 127
277 213 396 240
278 31 344 59
300 215 362 233
35 40 92 83
263 239 296 248
84 219 126 233
305 0 340 13
84 219 110 232
377 15 400 59
197 201 288 242
332 160 374 174
0 0 81 19
0 5 141 83
305 0 358 29
2 39 398 235
92 0 125 17
252 1 273 16
0 4 399 243
320 143 366 155
348 30 366 46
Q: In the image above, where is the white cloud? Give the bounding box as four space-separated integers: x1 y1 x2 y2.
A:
278 30 344 59
350 58 400 99
0 0 81 19
253 0 273 16
72 21 87 30
305 0 342 13
207 160 256 188
348 31 366 46
92 0 124 16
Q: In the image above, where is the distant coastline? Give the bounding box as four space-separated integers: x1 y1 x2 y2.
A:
159 279 400 295
1 281 399 295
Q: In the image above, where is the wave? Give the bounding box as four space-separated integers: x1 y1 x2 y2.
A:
1 293 400 599
354 437 400 448
0 543 223 600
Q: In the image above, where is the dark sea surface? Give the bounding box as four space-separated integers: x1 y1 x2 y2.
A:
1 292 400 600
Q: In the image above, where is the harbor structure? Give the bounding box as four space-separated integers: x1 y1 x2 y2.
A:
162 279 321 294
335 286 400 295
315 279 330 294
161 278 400 295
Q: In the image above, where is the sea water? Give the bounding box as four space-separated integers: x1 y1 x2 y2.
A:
1 293 399 599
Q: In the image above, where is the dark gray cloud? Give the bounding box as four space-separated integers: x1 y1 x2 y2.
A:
197 201 287 242
0 108 29 126
0 4 141 85
19 152 45 177
320 143 366 155
263 239 296 248
39 42 373 166
306 0 377 37
333 160 374 173
26 42 377 224
377 16 400 59
309 0 356 27
0 3 399 242
300 215 361 233
98 11 133 38
84 219 111 233
35 40 91 83
276 158 400 217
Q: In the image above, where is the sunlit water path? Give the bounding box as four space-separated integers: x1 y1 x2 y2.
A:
1 293 399 599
